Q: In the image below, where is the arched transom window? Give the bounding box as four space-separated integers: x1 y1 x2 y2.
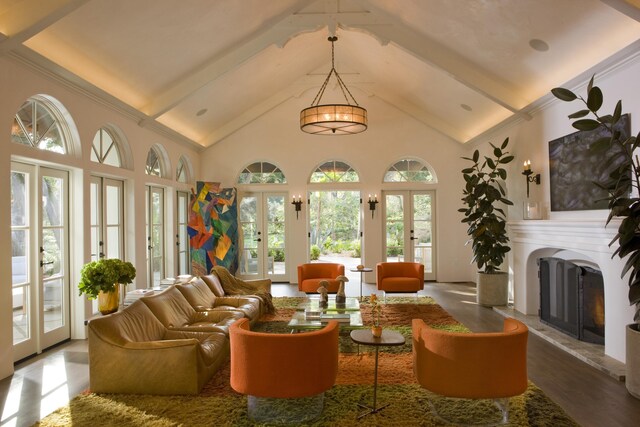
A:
176 155 192 183
12 99 66 154
91 128 121 167
145 146 163 177
384 159 434 183
238 161 286 184
309 160 359 183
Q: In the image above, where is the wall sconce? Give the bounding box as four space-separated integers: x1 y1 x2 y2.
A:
522 160 541 198
367 194 378 219
291 195 303 219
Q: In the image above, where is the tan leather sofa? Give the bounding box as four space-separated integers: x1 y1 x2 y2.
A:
140 286 243 335
88 299 228 395
87 271 273 395
176 277 262 325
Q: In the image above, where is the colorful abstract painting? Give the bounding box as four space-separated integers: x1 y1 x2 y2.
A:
188 182 238 275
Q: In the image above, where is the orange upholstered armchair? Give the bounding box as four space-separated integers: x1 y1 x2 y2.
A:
229 318 339 423
412 317 528 424
376 262 424 301
298 263 345 293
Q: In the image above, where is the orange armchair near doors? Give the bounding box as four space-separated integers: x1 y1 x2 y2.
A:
298 263 345 293
376 262 424 300
229 318 339 423
412 317 528 423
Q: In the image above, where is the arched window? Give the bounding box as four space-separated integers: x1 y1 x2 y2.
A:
237 161 286 184
176 155 193 183
384 159 435 183
12 98 67 154
309 160 359 183
91 128 121 167
145 146 164 177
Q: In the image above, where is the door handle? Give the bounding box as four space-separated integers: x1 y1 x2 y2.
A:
410 237 416 240
148 245 153 250
255 238 262 242
40 260 54 267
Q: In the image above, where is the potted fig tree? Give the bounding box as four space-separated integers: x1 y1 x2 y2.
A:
79 258 136 314
459 137 514 306
552 76 640 399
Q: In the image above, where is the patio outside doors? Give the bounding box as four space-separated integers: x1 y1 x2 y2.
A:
383 190 435 281
237 192 288 281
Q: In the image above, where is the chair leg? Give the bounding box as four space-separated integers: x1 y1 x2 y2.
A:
493 398 510 424
383 291 387 304
425 396 511 426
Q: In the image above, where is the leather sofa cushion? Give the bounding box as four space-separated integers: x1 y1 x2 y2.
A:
91 300 166 345
202 274 225 297
177 277 216 309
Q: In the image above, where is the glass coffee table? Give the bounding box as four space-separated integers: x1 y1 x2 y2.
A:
288 296 363 332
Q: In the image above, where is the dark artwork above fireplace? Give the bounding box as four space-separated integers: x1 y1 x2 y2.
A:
548 113 631 211
538 257 604 345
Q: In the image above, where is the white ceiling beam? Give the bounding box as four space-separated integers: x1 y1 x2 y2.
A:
200 87 298 147
347 0 528 114
374 92 465 143
200 68 375 146
600 0 640 22
141 0 320 120
0 0 91 54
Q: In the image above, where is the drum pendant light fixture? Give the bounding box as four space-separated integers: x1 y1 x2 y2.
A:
300 36 367 135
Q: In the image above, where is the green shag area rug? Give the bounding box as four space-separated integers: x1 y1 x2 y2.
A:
36 296 578 426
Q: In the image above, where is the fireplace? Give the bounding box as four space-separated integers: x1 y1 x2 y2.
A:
538 257 605 345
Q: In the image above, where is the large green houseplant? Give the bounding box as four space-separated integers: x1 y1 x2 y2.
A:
459 137 514 306
551 76 640 398
79 258 136 314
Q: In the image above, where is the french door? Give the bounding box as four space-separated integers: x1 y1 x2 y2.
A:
176 191 190 276
89 177 124 262
146 186 165 287
384 190 435 280
89 176 124 313
308 190 362 266
11 162 70 361
237 192 288 281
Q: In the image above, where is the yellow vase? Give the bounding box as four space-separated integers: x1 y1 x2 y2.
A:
98 283 120 315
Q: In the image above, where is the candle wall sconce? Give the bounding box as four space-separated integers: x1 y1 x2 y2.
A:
291 195 303 219
367 194 378 219
522 160 541 198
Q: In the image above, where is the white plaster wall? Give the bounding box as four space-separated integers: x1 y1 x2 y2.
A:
0 57 201 379
198 92 476 284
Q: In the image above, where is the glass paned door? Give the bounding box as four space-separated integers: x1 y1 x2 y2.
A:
238 192 288 281
384 191 435 280
90 177 124 312
308 190 362 270
176 191 190 275
90 177 124 262
146 186 165 287
12 163 71 361
11 165 32 354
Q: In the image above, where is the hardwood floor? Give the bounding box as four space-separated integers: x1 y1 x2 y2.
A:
1 281 639 426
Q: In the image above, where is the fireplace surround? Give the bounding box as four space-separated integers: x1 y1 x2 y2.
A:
508 219 634 363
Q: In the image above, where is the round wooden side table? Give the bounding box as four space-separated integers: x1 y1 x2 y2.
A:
349 328 405 418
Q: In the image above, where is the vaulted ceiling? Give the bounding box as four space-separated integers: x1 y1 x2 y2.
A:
1 0 640 148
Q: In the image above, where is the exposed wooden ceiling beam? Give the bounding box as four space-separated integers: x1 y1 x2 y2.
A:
347 0 528 114
200 71 375 146
600 0 640 22
374 91 465 143
141 0 319 120
0 0 91 54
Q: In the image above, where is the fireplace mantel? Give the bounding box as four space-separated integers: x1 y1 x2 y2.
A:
507 219 634 363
